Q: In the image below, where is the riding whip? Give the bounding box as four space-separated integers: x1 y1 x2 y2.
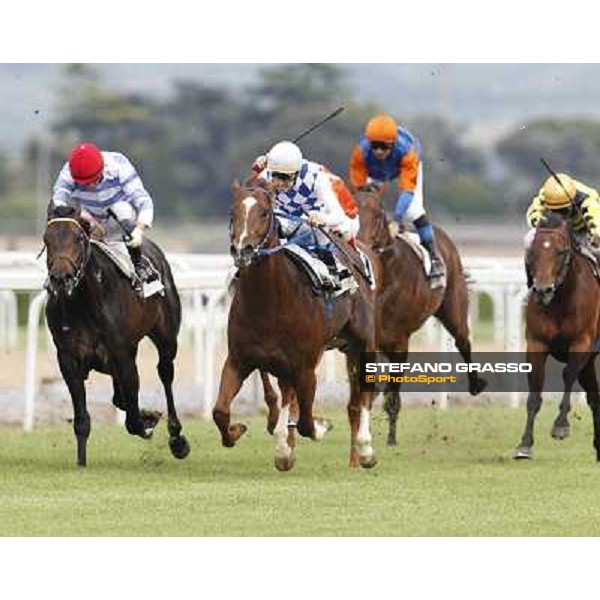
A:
107 208 133 243
292 106 345 144
540 157 586 222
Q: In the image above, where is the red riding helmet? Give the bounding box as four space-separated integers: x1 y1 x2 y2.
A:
69 142 104 184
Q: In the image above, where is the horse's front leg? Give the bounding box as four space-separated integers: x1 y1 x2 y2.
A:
515 339 548 459
213 355 250 447
57 353 90 467
345 349 377 469
552 341 593 440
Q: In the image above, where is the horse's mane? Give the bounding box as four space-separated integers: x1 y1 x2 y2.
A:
48 204 80 220
357 182 383 194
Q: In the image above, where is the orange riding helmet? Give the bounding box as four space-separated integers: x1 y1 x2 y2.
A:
365 114 398 143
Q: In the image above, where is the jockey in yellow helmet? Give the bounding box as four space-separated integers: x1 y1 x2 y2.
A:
526 173 600 240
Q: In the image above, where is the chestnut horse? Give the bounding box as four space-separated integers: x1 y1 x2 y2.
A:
44 205 190 466
213 182 378 470
515 212 600 460
355 188 486 446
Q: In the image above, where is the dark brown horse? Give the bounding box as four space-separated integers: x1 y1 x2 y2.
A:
44 205 190 466
355 188 486 445
515 212 600 460
213 182 378 470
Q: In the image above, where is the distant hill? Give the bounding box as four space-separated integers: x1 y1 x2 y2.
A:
3 63 600 155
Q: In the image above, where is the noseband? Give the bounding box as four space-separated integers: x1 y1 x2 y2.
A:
46 217 92 290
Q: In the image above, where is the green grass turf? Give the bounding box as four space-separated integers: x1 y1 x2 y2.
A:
1 404 600 536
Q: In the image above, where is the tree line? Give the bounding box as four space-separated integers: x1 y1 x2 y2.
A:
2 63 600 232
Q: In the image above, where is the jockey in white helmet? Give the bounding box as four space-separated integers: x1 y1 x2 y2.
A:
252 141 360 244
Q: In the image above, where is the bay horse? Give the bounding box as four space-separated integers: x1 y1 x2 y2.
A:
515 211 600 460
355 187 486 446
213 181 378 471
44 205 190 467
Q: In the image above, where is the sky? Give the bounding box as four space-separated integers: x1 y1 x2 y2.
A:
3 64 600 155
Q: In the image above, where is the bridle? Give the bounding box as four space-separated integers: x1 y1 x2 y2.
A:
529 225 572 304
229 198 277 267
45 217 92 291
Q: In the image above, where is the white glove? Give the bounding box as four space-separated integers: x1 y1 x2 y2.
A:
125 225 144 248
252 155 268 173
309 213 326 227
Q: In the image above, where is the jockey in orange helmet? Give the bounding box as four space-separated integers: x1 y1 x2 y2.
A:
349 114 444 280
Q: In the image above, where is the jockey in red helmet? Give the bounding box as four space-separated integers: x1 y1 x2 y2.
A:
51 142 161 296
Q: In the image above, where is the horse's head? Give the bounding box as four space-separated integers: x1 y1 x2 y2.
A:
355 186 391 251
229 180 276 269
528 211 572 306
44 205 92 298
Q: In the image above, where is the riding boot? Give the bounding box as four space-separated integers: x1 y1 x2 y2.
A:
128 246 161 298
421 239 444 280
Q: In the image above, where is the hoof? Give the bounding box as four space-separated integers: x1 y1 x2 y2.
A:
140 409 162 430
514 446 533 460
313 418 333 441
386 436 397 447
551 424 570 440
230 423 248 441
359 454 378 469
274 454 295 472
169 435 191 460
470 377 488 396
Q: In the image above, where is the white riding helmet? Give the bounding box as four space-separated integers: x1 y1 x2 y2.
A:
266 141 303 174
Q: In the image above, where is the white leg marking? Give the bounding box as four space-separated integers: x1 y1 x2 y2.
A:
314 420 329 441
356 407 374 458
239 196 257 248
274 404 292 460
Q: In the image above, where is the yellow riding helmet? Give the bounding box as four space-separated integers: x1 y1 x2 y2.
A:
543 174 576 209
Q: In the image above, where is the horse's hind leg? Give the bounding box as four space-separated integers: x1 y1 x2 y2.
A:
382 343 407 447
213 355 250 447
58 356 90 467
515 342 548 459
577 359 600 460
149 329 190 460
260 370 280 435
273 380 297 472
295 369 317 440
436 282 487 395
552 348 592 440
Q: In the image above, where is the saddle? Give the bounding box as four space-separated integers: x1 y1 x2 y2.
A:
395 230 447 290
277 217 376 298
91 240 164 299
